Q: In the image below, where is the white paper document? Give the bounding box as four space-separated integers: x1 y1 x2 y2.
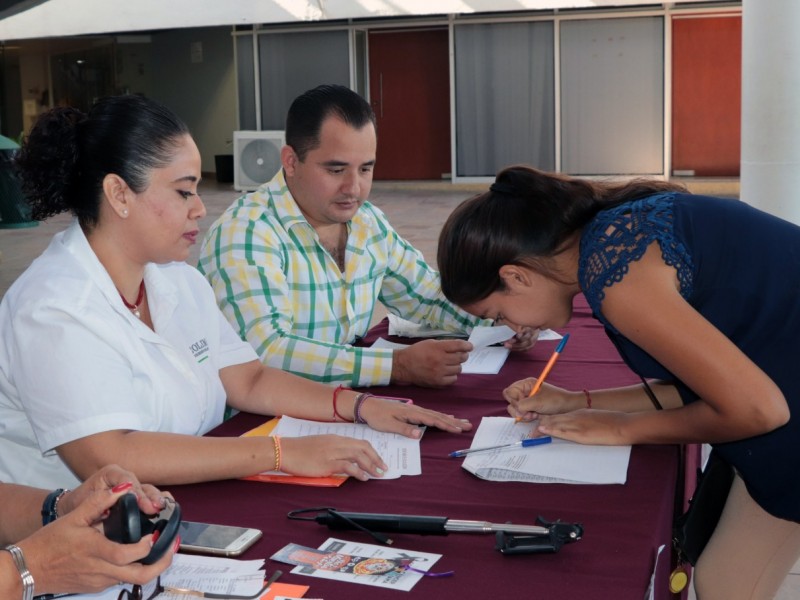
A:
272 416 423 478
461 417 631 484
68 554 267 599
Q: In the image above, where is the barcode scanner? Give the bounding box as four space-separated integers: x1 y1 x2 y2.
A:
104 493 182 565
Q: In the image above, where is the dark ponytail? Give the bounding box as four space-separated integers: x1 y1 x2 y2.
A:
15 94 189 229
438 165 687 306
15 107 85 222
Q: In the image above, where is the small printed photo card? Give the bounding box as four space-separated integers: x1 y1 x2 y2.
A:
271 538 447 591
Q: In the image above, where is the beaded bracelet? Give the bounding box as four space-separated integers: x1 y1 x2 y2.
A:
271 435 282 472
41 488 69 526
583 389 592 409
353 393 373 424
332 385 352 422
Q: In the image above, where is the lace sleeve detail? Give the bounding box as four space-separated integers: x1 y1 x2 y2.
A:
579 193 694 331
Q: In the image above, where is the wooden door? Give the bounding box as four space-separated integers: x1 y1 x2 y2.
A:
368 29 450 180
672 15 742 176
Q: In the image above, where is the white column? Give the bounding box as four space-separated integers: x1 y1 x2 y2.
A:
741 0 800 223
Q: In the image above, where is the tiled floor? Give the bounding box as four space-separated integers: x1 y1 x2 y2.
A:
1 176 799 598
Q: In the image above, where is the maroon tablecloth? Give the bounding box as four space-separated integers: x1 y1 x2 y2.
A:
171 296 685 600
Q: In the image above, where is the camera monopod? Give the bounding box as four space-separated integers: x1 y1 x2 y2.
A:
287 507 583 554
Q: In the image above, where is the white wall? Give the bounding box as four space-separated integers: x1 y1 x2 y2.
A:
740 0 800 223
0 0 729 40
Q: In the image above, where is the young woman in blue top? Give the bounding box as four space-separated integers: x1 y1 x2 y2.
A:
436 165 800 600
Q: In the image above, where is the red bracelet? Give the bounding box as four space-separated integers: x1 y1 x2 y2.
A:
583 389 592 409
332 385 352 422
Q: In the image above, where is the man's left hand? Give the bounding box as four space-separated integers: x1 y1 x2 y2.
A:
504 327 538 352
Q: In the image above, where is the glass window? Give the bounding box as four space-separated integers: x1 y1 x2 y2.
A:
236 33 257 131
560 17 664 175
454 21 555 178
258 30 350 130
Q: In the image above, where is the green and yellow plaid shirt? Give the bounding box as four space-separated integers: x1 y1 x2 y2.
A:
197 170 480 386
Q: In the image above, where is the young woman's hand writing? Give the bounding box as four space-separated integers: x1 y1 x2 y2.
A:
503 379 585 422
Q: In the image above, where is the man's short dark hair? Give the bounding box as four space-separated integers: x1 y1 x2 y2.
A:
285 84 376 161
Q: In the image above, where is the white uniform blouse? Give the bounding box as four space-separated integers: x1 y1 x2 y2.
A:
0 220 258 489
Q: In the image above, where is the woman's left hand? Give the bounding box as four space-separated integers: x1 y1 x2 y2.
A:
504 327 539 352
535 410 632 445
358 397 472 439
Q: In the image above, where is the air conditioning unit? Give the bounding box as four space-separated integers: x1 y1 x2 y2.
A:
233 130 285 191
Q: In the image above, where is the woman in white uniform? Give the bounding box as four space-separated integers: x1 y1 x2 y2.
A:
0 95 472 489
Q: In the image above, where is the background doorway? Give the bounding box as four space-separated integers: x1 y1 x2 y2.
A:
671 14 741 176
368 29 450 180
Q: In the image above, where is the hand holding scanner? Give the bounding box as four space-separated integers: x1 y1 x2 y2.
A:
104 493 181 565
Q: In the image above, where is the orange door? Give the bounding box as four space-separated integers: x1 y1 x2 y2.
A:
368 29 450 180
672 15 741 176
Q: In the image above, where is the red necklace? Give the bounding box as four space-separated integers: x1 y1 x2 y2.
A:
119 280 145 319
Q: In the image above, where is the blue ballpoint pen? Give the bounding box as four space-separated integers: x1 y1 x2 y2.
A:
449 436 553 458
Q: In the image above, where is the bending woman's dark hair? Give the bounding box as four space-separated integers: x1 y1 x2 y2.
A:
15 95 189 228
437 165 687 306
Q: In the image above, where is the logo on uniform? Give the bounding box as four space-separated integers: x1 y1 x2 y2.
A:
190 338 209 363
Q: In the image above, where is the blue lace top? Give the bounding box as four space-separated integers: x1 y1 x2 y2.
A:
577 192 800 522
579 193 693 334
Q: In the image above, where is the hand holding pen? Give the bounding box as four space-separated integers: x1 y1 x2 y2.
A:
507 333 570 423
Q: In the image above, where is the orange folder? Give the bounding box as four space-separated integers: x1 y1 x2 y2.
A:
261 581 310 599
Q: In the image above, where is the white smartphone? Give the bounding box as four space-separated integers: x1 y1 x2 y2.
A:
178 521 262 557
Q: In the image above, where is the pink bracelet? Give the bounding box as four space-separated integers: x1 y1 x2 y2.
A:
354 393 373 424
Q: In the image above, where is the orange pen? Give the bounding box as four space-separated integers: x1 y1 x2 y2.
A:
515 333 570 422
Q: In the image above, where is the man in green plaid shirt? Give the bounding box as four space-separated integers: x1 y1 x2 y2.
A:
198 85 535 387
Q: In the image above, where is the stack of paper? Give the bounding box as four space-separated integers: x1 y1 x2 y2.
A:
460 417 631 484
69 554 295 599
